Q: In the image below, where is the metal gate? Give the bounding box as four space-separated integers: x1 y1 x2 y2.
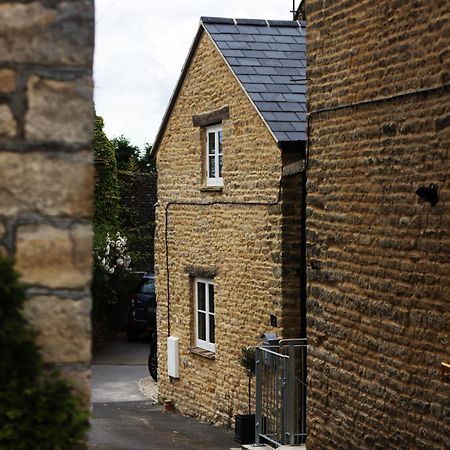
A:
255 338 307 447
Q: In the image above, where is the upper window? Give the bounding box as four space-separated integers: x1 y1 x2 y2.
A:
206 125 223 187
195 278 215 352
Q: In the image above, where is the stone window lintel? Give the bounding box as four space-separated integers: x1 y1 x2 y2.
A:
192 106 230 128
185 266 218 279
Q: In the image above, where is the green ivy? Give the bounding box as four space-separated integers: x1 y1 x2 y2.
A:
0 257 89 450
93 115 120 232
92 117 152 347
92 116 130 347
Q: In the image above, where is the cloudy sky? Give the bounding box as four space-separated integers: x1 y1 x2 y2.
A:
94 0 298 149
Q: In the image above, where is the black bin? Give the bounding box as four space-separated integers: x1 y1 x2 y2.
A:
234 414 255 444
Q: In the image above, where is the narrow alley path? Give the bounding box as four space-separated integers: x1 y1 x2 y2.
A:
88 334 237 450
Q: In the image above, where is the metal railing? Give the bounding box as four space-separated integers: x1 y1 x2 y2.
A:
255 338 307 447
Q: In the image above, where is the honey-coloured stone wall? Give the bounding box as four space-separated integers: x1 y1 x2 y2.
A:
307 0 450 109
0 0 94 405
155 31 304 424
306 1 450 448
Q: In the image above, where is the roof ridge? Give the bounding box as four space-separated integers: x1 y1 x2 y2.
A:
200 17 234 25
200 16 301 28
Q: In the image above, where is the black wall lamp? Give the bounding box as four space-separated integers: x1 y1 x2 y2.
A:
416 183 439 207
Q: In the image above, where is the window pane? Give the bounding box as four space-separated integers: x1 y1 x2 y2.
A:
209 314 215 343
198 312 206 340
209 155 215 178
218 154 223 178
197 282 206 310
209 284 214 313
208 132 215 155
218 131 222 154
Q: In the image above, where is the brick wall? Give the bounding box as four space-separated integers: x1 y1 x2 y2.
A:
306 1 450 448
0 1 94 404
119 172 157 271
155 32 304 424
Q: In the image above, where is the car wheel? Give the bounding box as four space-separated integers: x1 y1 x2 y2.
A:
148 349 157 382
126 329 138 342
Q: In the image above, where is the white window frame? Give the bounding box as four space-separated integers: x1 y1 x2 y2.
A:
194 278 215 352
205 124 223 187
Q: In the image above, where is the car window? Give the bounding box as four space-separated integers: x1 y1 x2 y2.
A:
138 278 155 294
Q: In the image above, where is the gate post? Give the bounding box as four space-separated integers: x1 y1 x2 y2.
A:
255 347 262 445
287 342 296 445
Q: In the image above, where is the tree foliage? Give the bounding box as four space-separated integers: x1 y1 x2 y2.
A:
0 257 89 449
139 142 156 173
239 347 256 414
111 135 141 171
111 135 155 173
127 156 141 174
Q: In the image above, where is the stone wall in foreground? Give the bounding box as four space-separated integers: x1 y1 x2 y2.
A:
306 1 450 448
0 1 95 404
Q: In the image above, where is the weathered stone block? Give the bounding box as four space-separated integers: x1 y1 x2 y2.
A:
15 223 92 289
0 103 16 137
0 2 94 66
70 223 93 273
25 75 93 144
23 296 91 364
0 151 93 217
0 68 16 92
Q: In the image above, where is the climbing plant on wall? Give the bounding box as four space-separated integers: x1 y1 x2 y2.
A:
93 115 120 236
92 116 140 347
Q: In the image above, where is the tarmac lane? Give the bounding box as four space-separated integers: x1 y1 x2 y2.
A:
91 364 153 403
88 334 236 450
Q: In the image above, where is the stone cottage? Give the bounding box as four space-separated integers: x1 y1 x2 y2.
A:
306 0 450 448
152 17 307 424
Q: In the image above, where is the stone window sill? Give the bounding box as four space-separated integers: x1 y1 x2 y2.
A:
188 347 216 360
200 186 223 193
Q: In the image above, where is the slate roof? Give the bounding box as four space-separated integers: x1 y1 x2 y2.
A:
152 17 306 154
202 17 307 143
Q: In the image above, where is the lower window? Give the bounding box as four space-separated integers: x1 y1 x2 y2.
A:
195 278 215 352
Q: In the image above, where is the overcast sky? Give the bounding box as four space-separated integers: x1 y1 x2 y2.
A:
94 0 297 149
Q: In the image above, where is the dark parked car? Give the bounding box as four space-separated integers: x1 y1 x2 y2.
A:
126 273 156 341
